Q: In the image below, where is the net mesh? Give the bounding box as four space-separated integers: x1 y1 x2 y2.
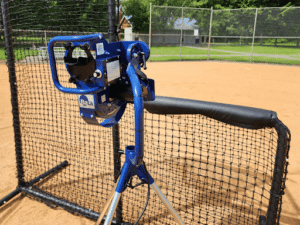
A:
15 65 283 224
2 0 291 224
1 0 110 65
119 109 279 224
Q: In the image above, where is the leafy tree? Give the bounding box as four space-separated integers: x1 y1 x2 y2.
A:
121 0 150 33
122 0 300 33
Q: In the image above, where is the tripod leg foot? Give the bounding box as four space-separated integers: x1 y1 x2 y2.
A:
151 182 185 225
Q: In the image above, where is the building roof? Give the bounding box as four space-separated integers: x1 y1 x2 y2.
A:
120 15 133 28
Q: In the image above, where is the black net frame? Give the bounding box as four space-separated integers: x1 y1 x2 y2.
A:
0 0 291 224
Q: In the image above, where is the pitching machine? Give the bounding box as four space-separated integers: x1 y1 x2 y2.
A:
48 34 185 225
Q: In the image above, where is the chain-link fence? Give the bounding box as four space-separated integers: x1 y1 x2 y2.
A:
144 5 300 65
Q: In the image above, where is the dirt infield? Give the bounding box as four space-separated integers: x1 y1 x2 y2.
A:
0 61 300 225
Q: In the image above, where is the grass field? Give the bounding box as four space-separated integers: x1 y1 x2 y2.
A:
0 46 39 61
210 45 300 55
150 45 300 65
0 43 299 66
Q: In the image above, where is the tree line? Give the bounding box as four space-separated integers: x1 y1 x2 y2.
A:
122 0 300 38
2 0 299 38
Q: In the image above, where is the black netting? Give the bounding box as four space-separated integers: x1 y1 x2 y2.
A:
1 0 291 224
119 109 280 224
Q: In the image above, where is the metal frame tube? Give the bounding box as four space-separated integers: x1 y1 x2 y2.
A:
126 64 144 166
108 0 116 43
0 189 21 207
20 186 101 221
112 123 121 182
1 0 25 187
112 124 123 223
26 160 68 187
266 121 290 225
0 161 68 206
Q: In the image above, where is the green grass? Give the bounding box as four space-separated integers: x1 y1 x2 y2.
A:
0 46 39 61
0 37 46 43
150 55 208 61
0 43 298 65
0 47 6 60
210 45 300 56
151 55 300 65
16 37 45 42
250 56 300 65
151 46 233 56
152 45 300 56
150 45 300 65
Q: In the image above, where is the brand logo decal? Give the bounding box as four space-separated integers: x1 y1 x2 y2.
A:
78 95 95 109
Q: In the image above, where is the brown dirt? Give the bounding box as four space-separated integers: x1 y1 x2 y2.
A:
0 61 300 224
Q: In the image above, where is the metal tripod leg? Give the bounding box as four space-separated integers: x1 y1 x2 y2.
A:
98 162 131 225
96 156 185 225
151 182 185 225
95 180 119 225
104 192 122 225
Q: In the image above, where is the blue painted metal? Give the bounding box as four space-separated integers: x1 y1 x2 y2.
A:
48 34 150 94
48 33 154 131
48 34 155 202
126 64 144 166
48 34 104 94
115 146 154 193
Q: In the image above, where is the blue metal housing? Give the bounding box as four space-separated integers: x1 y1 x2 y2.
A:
48 33 155 166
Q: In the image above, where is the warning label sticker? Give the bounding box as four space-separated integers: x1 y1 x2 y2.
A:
107 60 120 82
96 43 104 55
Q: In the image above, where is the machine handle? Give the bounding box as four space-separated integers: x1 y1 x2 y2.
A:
48 34 103 94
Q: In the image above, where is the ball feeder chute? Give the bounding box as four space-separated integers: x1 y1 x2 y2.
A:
48 34 184 225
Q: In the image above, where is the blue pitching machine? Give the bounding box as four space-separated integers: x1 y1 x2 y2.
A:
48 34 185 225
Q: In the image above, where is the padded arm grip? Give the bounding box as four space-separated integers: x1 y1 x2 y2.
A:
144 96 277 129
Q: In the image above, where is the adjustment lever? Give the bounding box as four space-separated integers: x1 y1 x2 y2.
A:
141 53 147 70
138 52 147 70
64 42 73 50
79 43 90 50
134 52 147 70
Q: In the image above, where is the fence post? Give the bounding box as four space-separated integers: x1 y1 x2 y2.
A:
149 3 152 62
44 31 47 48
179 7 184 61
250 8 258 63
207 7 213 60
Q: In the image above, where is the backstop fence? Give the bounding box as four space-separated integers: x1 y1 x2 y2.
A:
0 0 291 224
144 5 300 65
